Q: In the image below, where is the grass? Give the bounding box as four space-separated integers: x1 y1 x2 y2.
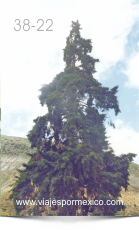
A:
1 135 37 156
129 161 139 177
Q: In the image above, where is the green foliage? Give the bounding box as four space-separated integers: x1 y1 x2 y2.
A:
9 21 136 216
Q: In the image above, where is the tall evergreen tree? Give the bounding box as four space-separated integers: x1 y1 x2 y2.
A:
10 21 136 216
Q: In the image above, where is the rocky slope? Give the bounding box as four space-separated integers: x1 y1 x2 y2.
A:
0 135 139 216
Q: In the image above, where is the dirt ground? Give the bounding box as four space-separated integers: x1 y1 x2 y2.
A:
1 154 30 216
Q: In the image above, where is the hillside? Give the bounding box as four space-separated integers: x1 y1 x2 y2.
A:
1 135 37 156
0 135 139 216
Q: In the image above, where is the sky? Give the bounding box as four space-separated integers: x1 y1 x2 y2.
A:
1 0 139 164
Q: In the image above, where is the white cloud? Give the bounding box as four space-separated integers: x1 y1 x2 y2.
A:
2 102 48 138
113 119 124 128
124 52 139 88
106 119 139 164
136 100 139 106
1 0 139 111
75 0 139 79
7 129 27 138
1 0 139 144
13 117 26 129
